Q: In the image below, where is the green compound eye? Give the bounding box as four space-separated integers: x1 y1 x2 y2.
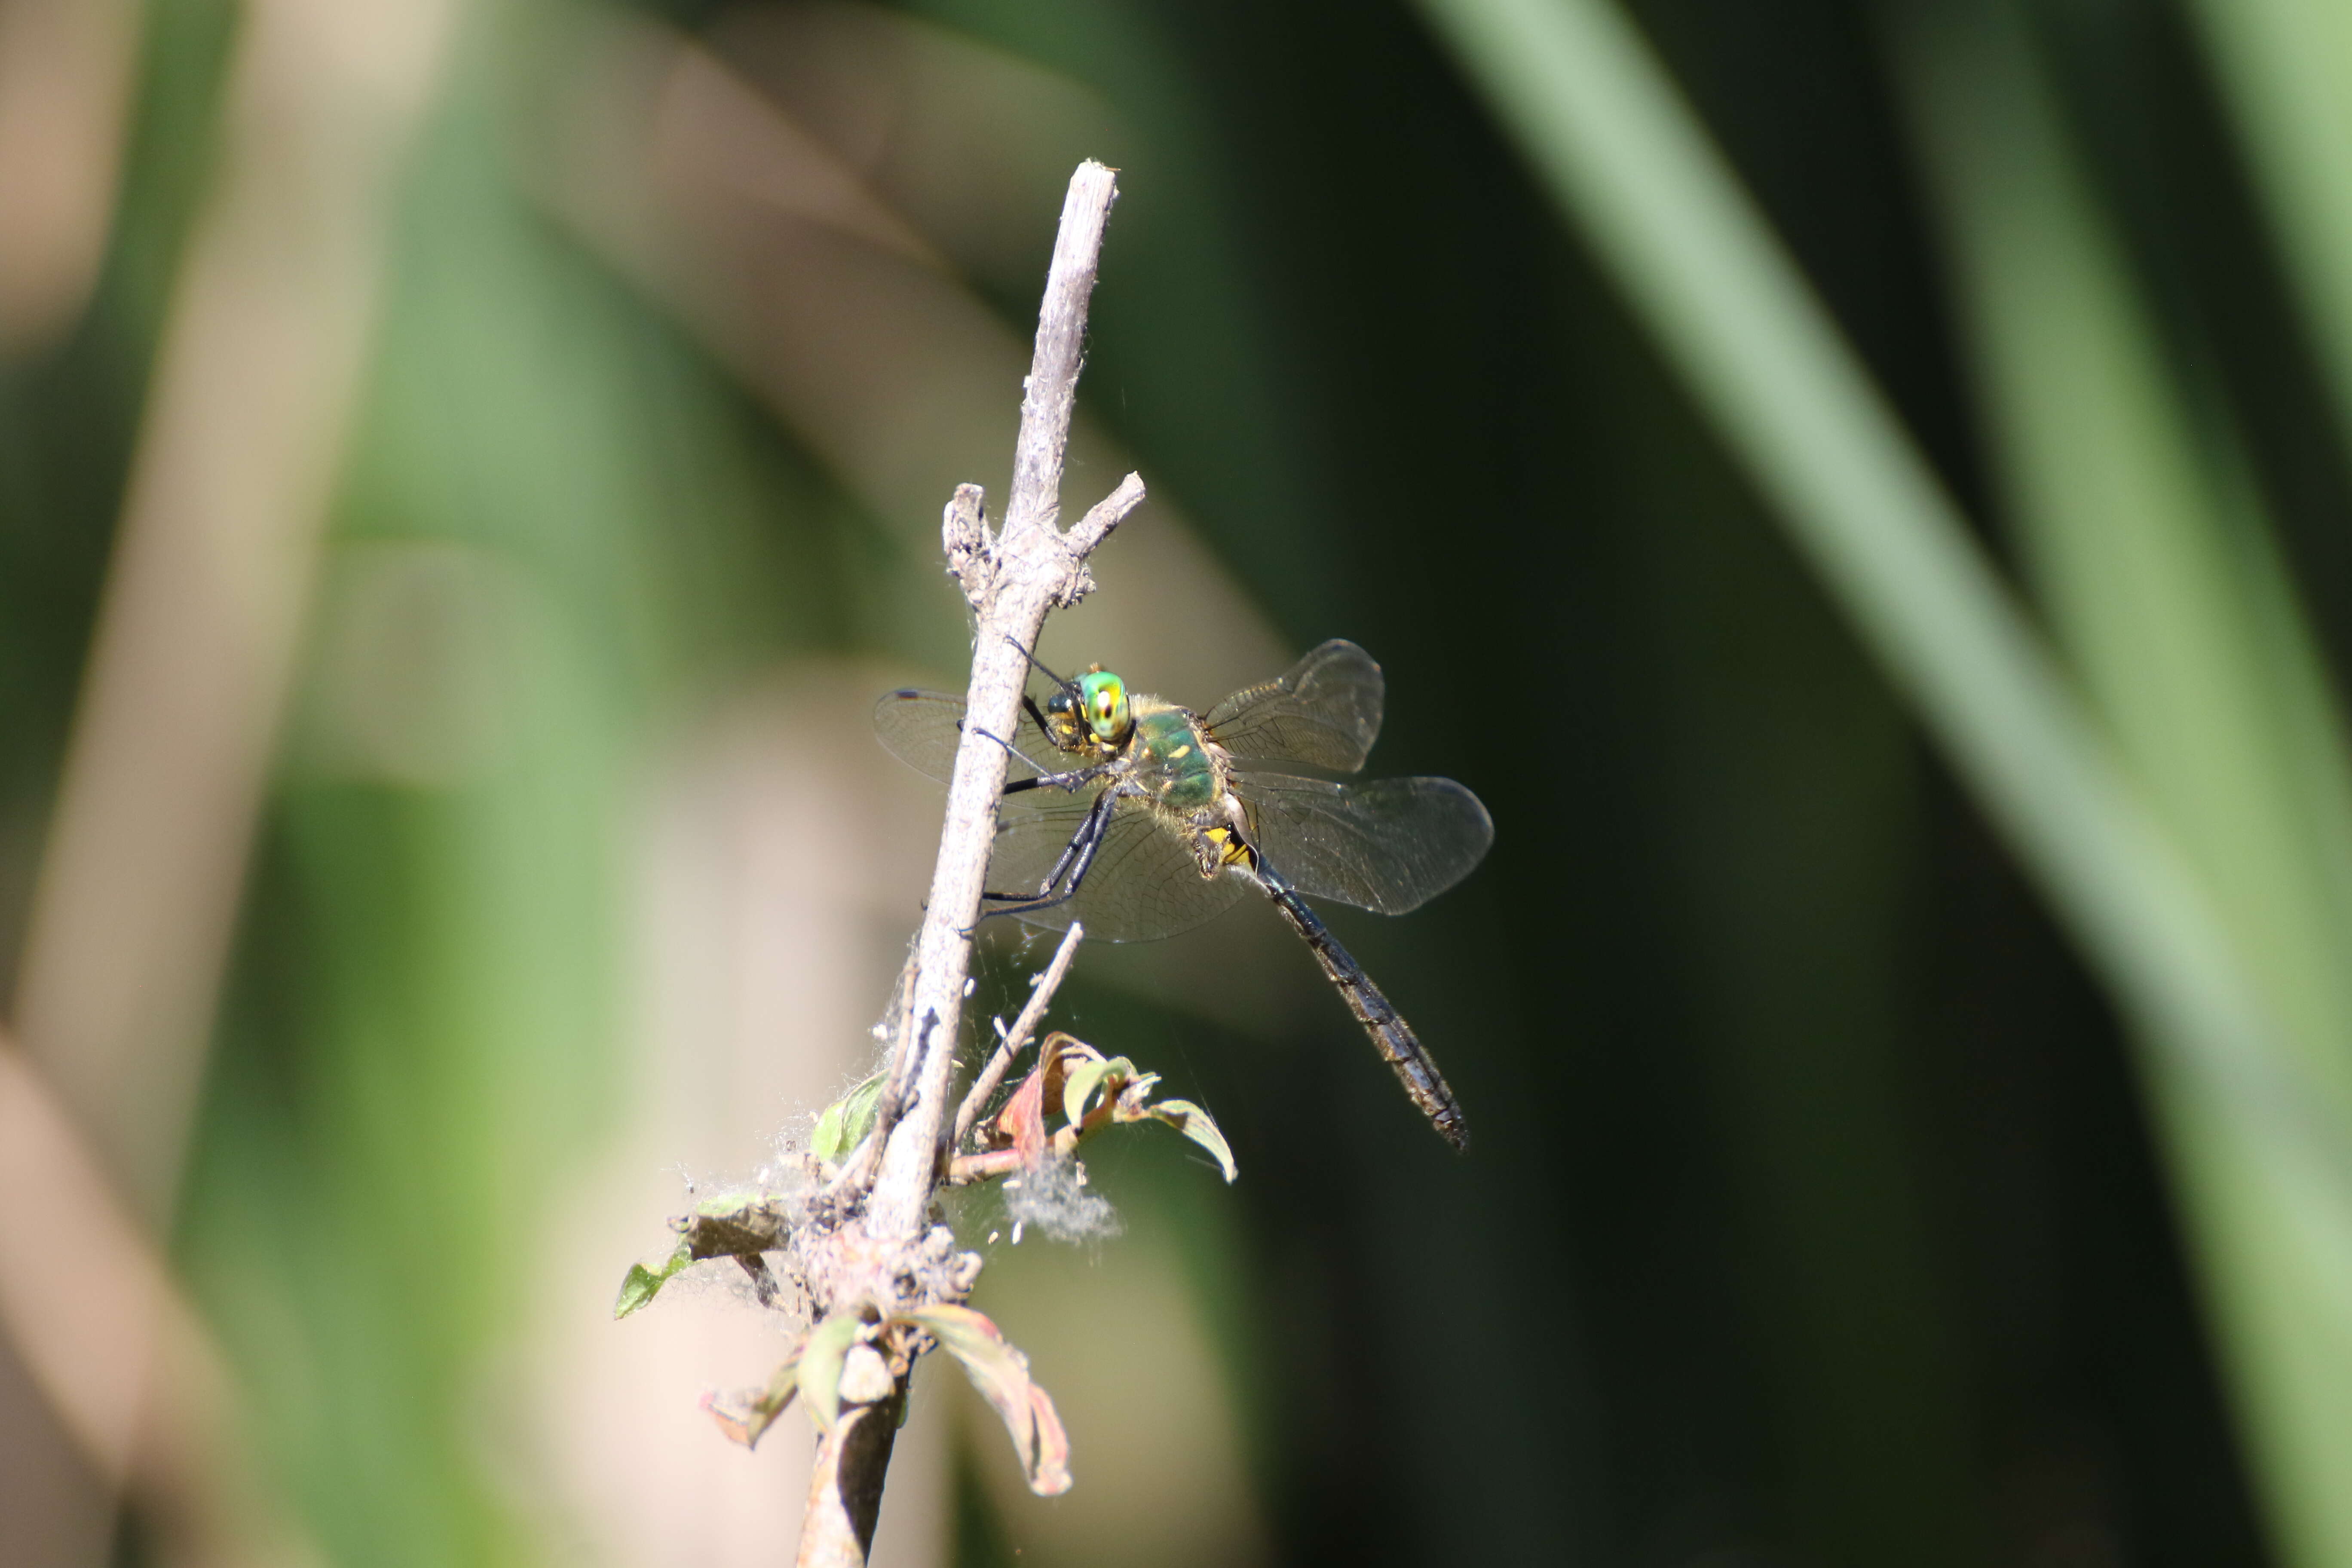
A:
1078 671 1129 741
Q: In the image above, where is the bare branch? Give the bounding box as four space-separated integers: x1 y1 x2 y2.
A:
793 1395 901 1568
941 483 990 608
790 159 1130 1568
1066 470 1145 558
863 160 1125 1242
952 922 1086 1152
824 998 931 1205
1008 165 1118 535
1052 472 1145 608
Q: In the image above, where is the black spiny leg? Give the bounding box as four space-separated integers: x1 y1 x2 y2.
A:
979 788 1117 922
1023 692 1060 749
972 723 1114 798
971 726 1061 781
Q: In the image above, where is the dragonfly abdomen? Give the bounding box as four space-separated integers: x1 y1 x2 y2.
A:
1254 864 1470 1151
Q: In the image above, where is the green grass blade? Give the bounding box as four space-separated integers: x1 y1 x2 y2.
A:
2178 0 2352 453
1899 10 2352 1561
1419 0 2352 1556
1410 0 2317 1148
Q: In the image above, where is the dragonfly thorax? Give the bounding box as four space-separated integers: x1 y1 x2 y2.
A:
1118 702 1256 880
1125 705 1220 809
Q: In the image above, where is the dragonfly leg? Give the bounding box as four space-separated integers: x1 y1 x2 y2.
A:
1022 692 1063 747
1000 760 1118 798
1003 634 1082 704
970 726 1063 779
979 788 1116 922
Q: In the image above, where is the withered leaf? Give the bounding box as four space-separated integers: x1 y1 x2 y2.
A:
903 1303 1071 1494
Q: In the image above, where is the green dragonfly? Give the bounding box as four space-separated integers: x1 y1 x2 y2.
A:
874 640 1492 1149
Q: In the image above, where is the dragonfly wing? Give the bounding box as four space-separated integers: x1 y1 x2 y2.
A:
873 690 968 783
1240 773 1493 915
873 685 1071 784
1200 639 1385 773
988 795 1248 942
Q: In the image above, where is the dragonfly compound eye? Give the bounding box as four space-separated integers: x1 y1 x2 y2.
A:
1079 671 1130 741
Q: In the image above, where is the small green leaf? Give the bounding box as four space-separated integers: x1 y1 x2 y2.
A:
796 1312 866 1434
812 1072 887 1164
1146 1099 1239 1183
613 1237 693 1318
1061 1054 1141 1127
1035 1032 1097 1121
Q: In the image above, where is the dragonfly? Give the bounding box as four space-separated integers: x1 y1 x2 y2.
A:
874 640 1492 1149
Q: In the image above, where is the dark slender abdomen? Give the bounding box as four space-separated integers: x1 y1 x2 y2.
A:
1253 863 1470 1150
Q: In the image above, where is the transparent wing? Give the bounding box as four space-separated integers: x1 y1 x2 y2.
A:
1200 639 1385 773
873 686 1070 784
986 794 1249 943
1240 773 1493 915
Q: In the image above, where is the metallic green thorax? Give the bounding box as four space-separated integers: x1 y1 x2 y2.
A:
1127 703 1221 812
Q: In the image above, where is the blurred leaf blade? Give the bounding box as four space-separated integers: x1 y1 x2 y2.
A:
1419 0 2352 1558
2179 0 2352 457
1899 8 2352 1561
1409 0 2319 1159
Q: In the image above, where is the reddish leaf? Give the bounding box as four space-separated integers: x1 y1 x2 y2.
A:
1035 1033 1096 1121
704 1347 801 1449
905 1304 1049 1486
1026 1381 1074 1496
996 1065 1048 1172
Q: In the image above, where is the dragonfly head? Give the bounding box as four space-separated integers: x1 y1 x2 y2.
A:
1077 668 1131 743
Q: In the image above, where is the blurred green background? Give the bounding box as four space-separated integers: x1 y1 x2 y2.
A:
6 0 2352 1563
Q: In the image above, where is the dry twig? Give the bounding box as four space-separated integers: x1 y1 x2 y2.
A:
787 160 1140 1568
952 921 1086 1152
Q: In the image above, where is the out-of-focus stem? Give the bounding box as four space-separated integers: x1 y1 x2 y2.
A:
11 0 458 1219
2 0 453 1557
0 1037 316 1568
0 0 141 354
